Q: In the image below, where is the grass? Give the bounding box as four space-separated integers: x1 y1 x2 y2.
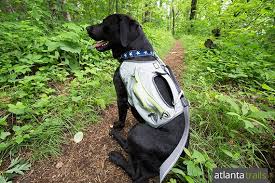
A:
8 27 175 161
0 22 175 181
167 35 274 183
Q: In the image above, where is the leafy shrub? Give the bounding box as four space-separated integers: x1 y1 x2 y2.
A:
0 21 116 159
170 149 216 183
168 35 274 183
0 157 31 183
0 17 174 167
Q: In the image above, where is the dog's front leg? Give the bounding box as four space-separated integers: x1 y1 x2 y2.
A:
110 128 128 151
113 67 128 130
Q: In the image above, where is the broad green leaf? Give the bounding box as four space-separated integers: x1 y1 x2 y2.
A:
192 150 206 163
8 102 26 115
46 41 60 52
243 119 254 129
249 111 273 120
13 65 31 74
216 95 240 113
60 42 81 53
183 148 192 158
0 132 11 140
261 84 274 91
227 100 240 113
241 102 249 116
247 118 268 129
12 126 21 132
15 136 24 144
63 23 82 33
32 96 49 108
0 115 8 126
205 160 217 170
226 112 240 117
72 96 82 102
184 160 203 176
171 168 186 176
169 178 177 183
67 59 80 71
184 175 195 183
0 143 8 151
221 149 234 158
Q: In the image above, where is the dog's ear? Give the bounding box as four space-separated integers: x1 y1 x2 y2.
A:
119 16 129 47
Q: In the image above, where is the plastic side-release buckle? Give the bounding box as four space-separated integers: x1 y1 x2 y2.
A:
182 97 190 107
153 62 160 69
172 90 184 106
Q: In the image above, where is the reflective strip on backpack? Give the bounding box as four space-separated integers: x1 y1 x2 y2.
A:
159 103 190 182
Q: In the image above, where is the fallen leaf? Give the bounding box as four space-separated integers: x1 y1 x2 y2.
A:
74 132 83 143
55 162 63 169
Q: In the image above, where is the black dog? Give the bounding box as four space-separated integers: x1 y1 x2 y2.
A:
87 14 187 183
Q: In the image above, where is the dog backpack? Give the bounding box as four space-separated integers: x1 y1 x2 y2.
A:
119 58 184 128
120 53 190 182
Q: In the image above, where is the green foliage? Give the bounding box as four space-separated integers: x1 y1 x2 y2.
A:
143 25 175 57
1 0 273 182
0 157 31 182
169 149 216 183
0 2 175 180
168 34 274 182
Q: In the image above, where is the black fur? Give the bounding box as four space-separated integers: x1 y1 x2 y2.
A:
87 14 186 183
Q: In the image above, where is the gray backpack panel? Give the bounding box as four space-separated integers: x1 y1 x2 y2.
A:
119 59 184 128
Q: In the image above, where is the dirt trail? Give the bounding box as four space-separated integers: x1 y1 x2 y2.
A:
18 41 185 183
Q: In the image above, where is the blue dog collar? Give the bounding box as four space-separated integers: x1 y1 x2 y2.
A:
120 50 154 60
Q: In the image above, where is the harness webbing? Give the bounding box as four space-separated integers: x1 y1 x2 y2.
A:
160 104 190 182
153 54 190 183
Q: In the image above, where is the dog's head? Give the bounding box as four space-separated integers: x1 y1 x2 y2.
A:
86 14 144 58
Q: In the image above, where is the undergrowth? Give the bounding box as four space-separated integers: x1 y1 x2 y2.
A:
0 20 174 181
168 34 274 183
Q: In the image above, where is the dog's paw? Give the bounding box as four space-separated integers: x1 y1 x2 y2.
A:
109 151 125 165
109 128 118 137
113 121 125 130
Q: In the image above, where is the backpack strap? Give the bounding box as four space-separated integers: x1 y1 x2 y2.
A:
152 53 191 182
159 103 190 183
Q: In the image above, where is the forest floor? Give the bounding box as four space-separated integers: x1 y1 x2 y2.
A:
17 41 185 183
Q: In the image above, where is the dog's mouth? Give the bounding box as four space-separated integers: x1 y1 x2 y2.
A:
94 40 110 51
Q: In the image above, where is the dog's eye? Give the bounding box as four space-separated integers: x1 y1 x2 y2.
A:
103 26 110 33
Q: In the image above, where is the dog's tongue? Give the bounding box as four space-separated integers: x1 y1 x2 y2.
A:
95 40 108 48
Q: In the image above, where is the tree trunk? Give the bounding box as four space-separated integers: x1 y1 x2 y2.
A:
167 6 171 30
172 5 175 35
108 0 112 14
143 3 150 23
48 0 57 19
2 0 14 13
189 0 197 20
115 0 119 13
61 0 71 21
